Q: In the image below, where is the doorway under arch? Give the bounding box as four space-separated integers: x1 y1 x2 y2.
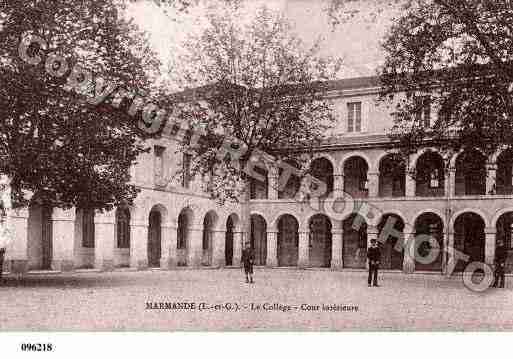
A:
277 214 299 267
308 214 332 267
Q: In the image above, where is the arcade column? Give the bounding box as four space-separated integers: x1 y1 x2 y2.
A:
130 219 148 270
405 168 416 197
51 208 76 272
212 230 226 268
331 223 343 270
94 210 116 271
160 222 177 269
402 232 415 274
268 165 279 200
444 231 455 276
187 225 203 268
486 163 497 194
232 231 243 266
298 229 309 269
6 208 29 275
445 167 456 198
485 227 496 267
367 172 379 198
266 231 278 267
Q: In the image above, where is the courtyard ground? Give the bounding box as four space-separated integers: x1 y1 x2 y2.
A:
0 268 512 331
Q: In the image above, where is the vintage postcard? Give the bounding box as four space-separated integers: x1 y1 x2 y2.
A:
1 1 512 349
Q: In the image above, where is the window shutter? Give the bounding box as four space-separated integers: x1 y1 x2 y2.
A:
347 103 354 132
361 101 369 133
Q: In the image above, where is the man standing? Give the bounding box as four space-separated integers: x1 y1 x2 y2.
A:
241 242 254 284
492 240 507 288
367 239 381 287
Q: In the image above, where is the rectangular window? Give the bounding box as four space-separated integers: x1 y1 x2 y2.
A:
82 209 95 248
347 102 362 133
182 153 192 189
154 145 165 182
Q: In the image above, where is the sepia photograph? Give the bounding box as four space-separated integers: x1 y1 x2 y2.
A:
1 0 513 351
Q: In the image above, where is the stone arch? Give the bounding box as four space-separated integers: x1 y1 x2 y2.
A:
201 210 219 266
496 148 513 194
491 208 513 229
308 214 332 268
342 155 370 198
454 150 487 195
339 151 373 175
449 148 487 168
495 211 513 273
271 211 302 232
413 211 445 272
276 213 299 267
250 213 267 265
414 150 445 197
450 208 489 229
342 213 368 269
377 213 405 270
410 147 443 170
147 204 168 268
309 157 335 197
225 213 240 266
412 208 447 230
378 153 406 197
176 206 195 266
453 211 487 272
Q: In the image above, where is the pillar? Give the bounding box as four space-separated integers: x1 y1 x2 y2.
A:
94 210 116 271
333 173 344 192
331 224 343 270
268 165 279 200
51 208 75 272
160 223 177 269
444 231 455 276
6 208 29 274
266 231 278 267
445 167 455 198
405 168 415 197
298 229 309 268
233 231 243 266
402 232 415 274
367 172 379 198
130 219 148 270
486 163 497 195
212 230 226 268
187 225 203 268
485 227 496 266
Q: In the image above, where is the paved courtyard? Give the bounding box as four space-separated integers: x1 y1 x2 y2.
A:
0 268 512 331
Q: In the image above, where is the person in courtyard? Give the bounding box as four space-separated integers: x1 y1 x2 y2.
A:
492 240 507 288
367 238 381 287
241 242 254 284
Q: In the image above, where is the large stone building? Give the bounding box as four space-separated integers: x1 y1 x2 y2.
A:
4 75 513 275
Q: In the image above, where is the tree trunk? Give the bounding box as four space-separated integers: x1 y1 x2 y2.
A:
241 183 251 251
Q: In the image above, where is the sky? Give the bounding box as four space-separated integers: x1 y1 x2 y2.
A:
127 0 403 82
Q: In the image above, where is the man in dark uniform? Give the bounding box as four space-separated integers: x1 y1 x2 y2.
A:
492 240 507 288
241 243 254 284
367 238 381 287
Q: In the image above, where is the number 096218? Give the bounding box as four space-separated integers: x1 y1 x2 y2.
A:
20 343 54 352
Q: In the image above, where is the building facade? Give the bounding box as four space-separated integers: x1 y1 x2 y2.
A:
4 76 513 275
